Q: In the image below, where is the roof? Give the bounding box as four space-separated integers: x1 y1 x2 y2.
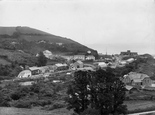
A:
76 67 95 71
19 81 34 86
125 85 133 90
98 62 107 67
29 66 41 71
76 60 83 64
55 63 63 67
43 50 52 54
126 58 134 62
55 63 67 67
133 79 142 83
19 70 31 75
128 72 149 80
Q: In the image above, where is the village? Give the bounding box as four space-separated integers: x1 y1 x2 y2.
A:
14 49 155 94
1 47 155 115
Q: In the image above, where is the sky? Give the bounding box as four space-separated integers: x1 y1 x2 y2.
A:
0 0 155 55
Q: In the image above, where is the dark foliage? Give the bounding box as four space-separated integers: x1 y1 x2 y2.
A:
37 51 47 67
66 69 127 115
0 79 67 109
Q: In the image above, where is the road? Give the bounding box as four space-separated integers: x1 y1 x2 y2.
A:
129 110 155 115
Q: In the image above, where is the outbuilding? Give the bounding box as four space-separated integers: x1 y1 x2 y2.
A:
17 70 32 78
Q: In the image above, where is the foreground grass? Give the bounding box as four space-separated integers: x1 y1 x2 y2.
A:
0 107 73 115
125 100 155 114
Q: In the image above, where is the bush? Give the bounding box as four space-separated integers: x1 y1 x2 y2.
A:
11 100 32 108
38 100 52 106
44 101 66 110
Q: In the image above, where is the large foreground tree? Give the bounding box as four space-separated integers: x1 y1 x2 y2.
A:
66 68 127 115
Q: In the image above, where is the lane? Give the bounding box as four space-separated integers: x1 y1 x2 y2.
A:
129 110 155 115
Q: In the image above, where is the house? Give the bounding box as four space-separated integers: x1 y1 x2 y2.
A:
43 50 53 59
70 60 83 70
17 70 32 78
61 55 74 60
29 66 42 75
119 61 127 65
74 55 85 60
95 62 107 68
77 67 94 71
122 72 152 87
120 50 138 56
126 58 134 63
83 63 96 69
142 77 152 87
55 63 68 71
47 65 57 72
85 55 95 61
38 66 50 73
19 81 34 86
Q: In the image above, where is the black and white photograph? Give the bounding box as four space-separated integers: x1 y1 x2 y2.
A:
0 0 155 115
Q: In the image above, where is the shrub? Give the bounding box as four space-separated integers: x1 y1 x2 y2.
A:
44 101 66 110
12 100 32 108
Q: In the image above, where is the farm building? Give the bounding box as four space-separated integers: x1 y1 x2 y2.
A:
55 63 68 71
122 72 152 87
70 60 84 70
17 70 32 78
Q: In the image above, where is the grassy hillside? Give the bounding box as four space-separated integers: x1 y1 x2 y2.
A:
123 55 155 77
0 26 98 56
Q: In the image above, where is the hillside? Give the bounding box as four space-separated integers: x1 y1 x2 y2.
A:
0 26 98 65
124 55 155 78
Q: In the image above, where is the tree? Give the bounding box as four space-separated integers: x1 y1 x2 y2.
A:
95 68 127 115
66 71 91 114
66 68 127 115
37 52 47 67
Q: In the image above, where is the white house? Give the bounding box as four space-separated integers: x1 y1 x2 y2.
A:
74 55 85 60
17 70 32 78
85 55 95 61
126 58 134 63
61 55 74 60
97 62 107 68
43 50 53 59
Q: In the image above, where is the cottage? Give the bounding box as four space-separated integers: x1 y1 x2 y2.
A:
126 58 134 63
70 60 83 70
123 72 152 87
61 55 74 60
17 70 32 78
74 55 85 60
38 66 50 73
55 63 68 71
85 55 95 61
77 67 94 71
142 77 152 87
47 65 57 72
97 62 107 68
43 50 53 59
29 67 42 75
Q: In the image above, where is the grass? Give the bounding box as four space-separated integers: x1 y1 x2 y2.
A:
0 107 73 115
125 100 155 114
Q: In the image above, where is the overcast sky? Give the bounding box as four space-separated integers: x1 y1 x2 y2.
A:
0 0 155 55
